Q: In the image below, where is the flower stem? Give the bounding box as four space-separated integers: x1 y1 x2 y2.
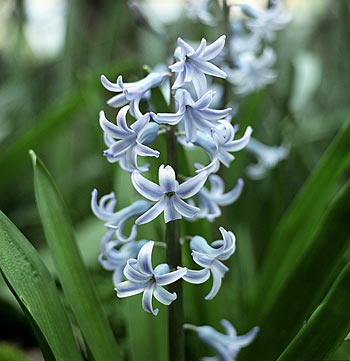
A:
166 118 185 361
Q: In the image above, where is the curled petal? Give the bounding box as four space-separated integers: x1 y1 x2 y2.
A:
142 283 158 315
115 280 146 298
177 171 208 198
155 267 188 286
124 260 151 282
153 285 177 305
202 35 226 60
137 241 154 275
182 268 211 284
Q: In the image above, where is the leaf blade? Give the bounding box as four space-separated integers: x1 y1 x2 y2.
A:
0 212 83 361
31 150 121 361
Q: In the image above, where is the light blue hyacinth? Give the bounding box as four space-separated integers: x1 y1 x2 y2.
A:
91 188 150 242
115 241 187 315
192 176 244 222
99 236 147 285
195 120 252 174
184 319 259 361
131 164 208 224
240 1 291 42
226 48 277 96
101 71 168 115
169 35 227 96
245 137 289 180
183 227 236 300
152 89 232 143
99 105 160 172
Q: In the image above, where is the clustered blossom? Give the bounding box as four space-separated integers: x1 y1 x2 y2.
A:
185 320 259 361
93 31 259 360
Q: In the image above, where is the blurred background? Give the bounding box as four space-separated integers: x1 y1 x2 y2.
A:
0 0 349 360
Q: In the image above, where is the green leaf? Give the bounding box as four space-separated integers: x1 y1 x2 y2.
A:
277 262 350 361
30 150 121 361
0 212 83 361
240 179 350 361
258 120 350 315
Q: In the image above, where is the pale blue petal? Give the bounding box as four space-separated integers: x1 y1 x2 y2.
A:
192 69 207 97
173 197 200 218
232 327 259 346
151 111 184 125
223 126 253 152
91 189 116 221
99 111 129 138
190 235 215 254
204 264 224 300
136 241 154 275
153 285 177 305
142 283 158 315
216 178 244 206
107 93 128 108
100 75 122 91
124 261 151 282
202 35 226 60
131 113 150 133
116 105 131 132
190 59 227 79
131 171 163 201
164 197 181 223
153 263 170 275
115 280 146 298
220 319 237 337
139 122 160 145
177 172 208 198
159 165 176 193
135 197 167 225
156 267 187 286
136 142 160 158
182 268 210 284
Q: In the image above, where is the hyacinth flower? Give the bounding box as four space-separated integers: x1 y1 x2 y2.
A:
101 71 168 115
225 48 277 96
186 0 217 26
239 1 291 42
99 236 147 285
183 227 236 300
115 241 187 315
152 89 232 143
99 105 160 172
184 319 259 361
195 120 252 174
169 35 227 96
131 164 208 224
245 137 289 180
191 176 244 221
91 188 150 242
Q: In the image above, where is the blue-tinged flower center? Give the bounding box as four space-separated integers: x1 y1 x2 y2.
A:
166 191 175 197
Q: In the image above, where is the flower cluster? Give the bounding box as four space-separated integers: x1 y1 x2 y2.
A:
93 33 258 360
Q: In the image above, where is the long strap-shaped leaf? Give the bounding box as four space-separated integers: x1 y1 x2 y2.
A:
240 179 350 361
277 262 350 361
0 212 83 361
30 151 121 361
258 120 350 314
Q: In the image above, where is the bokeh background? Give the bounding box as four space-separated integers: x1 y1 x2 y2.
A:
0 0 349 360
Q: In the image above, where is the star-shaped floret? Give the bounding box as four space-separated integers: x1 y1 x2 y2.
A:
131 164 208 224
115 241 187 315
185 319 259 361
183 227 236 300
169 35 227 96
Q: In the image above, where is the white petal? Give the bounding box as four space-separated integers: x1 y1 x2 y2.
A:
153 285 177 305
135 197 167 225
159 165 176 193
177 172 208 199
137 241 154 275
142 283 158 315
131 171 162 201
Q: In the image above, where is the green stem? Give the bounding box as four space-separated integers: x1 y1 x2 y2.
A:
166 104 184 361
